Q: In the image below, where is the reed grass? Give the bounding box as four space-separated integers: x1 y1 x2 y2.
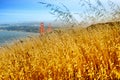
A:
0 23 120 79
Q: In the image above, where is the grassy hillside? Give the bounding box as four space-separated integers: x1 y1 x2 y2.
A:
0 22 120 79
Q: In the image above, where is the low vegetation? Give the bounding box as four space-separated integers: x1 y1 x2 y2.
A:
0 22 120 79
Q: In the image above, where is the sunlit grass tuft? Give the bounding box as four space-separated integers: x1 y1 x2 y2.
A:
0 22 120 79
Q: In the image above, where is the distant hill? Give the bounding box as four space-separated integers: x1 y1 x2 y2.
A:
0 26 39 33
0 22 59 33
87 21 120 29
0 22 40 33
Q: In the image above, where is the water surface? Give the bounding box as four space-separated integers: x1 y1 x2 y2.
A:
0 30 38 46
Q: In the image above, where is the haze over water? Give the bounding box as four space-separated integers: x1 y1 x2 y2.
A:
0 30 37 45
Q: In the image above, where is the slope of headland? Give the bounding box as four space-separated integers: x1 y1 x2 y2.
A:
0 21 120 79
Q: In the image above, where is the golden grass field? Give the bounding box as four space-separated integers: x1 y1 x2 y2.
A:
0 22 120 79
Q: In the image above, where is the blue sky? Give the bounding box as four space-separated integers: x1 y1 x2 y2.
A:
0 0 55 24
0 0 120 24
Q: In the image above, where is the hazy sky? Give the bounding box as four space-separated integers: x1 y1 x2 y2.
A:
0 0 55 24
0 0 120 24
